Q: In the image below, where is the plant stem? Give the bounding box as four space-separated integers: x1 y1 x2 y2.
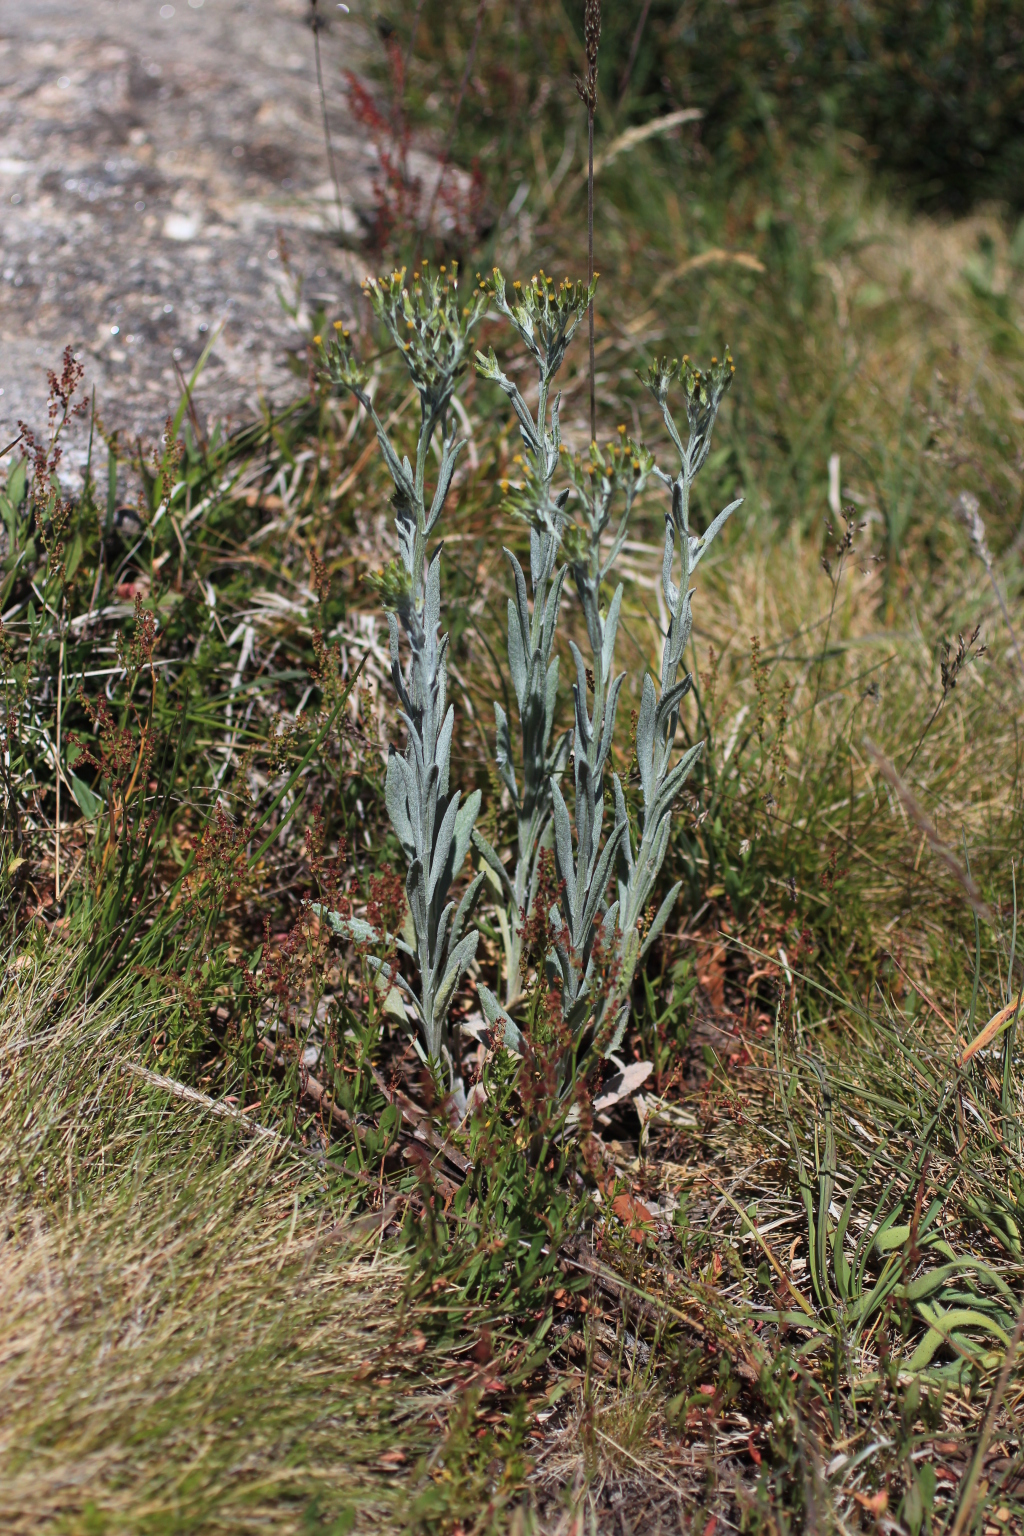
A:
617 0 651 108
419 0 487 256
903 692 945 772
588 103 595 444
401 0 427 81
578 0 600 445
55 633 63 904
310 0 346 238
784 556 843 859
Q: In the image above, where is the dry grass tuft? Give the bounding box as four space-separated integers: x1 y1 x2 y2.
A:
0 963 444 1535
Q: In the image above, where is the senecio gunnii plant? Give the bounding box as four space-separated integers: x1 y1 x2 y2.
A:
319 262 738 1096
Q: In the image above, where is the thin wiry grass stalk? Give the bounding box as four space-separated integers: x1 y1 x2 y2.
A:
588 114 595 445
418 0 487 257
616 0 652 108
575 0 601 446
310 0 346 239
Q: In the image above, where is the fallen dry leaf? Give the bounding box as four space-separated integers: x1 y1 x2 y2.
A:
593 1060 653 1112
611 1191 655 1242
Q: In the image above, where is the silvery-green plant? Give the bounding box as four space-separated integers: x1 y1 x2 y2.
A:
478 327 739 1074
321 256 739 1086
541 433 654 1056
599 354 741 1047
319 263 489 1072
471 270 594 1007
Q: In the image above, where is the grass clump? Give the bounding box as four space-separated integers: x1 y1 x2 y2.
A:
0 960 500 1535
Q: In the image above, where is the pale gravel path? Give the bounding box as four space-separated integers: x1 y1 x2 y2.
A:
0 0 379 474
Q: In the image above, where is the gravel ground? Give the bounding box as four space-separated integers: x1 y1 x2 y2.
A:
0 0 382 474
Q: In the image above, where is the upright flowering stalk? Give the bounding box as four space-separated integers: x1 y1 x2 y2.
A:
530 436 642 1047
320 263 489 1072
594 353 741 1049
473 270 594 1008
479 341 740 1078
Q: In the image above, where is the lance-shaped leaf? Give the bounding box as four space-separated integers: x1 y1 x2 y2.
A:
471 829 516 903
451 787 482 879
580 818 627 942
505 549 532 654
478 984 524 1053
550 778 578 922
635 673 657 806
507 598 528 707
690 497 743 571
425 547 443 647
601 584 623 686
640 881 683 959
426 431 466 534
427 791 462 908
476 354 541 453
493 701 518 802
431 930 481 1044
612 775 634 894
653 674 692 745
450 869 485 953
596 672 626 778
385 748 415 853
543 657 560 754
652 741 703 821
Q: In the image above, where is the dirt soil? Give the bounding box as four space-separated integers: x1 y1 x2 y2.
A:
0 0 380 471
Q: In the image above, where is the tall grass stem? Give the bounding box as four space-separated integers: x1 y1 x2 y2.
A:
419 0 487 261
310 0 346 237
588 108 595 444
55 633 63 904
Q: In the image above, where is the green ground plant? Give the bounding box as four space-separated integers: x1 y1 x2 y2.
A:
1 2 1023 1530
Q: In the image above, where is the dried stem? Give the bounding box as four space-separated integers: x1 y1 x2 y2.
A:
310 0 346 237
55 632 63 904
957 491 1024 689
588 109 595 444
617 0 651 108
419 0 487 253
575 0 601 444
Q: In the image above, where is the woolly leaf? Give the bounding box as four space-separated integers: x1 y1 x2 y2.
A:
640 881 682 959
507 597 528 706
